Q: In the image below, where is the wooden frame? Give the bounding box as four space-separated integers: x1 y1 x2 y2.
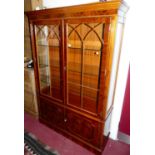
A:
64 17 111 117
25 1 128 154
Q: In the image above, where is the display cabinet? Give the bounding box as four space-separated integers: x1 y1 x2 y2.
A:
25 1 128 154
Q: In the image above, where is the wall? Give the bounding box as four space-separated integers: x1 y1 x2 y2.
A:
119 67 130 135
109 4 130 139
42 0 130 140
43 0 98 8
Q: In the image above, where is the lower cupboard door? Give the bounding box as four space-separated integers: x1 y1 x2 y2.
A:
65 110 102 147
39 99 64 128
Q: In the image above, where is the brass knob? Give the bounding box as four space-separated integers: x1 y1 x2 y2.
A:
68 44 72 47
64 118 67 122
94 51 99 55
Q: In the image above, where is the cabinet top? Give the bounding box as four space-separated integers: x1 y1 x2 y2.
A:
25 0 129 21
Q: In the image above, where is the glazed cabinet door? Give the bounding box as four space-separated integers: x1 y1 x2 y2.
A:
65 18 110 116
33 20 64 102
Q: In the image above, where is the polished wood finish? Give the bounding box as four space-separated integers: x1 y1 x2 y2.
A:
25 1 128 154
26 1 122 20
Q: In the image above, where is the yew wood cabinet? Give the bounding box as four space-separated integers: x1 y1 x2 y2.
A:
25 1 128 154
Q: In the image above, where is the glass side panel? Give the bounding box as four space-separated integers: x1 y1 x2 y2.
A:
67 22 104 113
35 25 62 100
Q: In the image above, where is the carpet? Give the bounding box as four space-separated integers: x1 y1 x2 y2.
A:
24 131 60 155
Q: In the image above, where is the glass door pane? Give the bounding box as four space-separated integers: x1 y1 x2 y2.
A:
82 23 104 113
67 24 82 107
66 22 104 113
35 24 62 100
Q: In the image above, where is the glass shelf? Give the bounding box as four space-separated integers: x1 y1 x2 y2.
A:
37 44 60 48
39 61 60 68
68 61 100 76
68 46 102 52
68 68 99 77
37 44 102 53
67 81 99 91
39 64 49 68
40 79 49 84
40 74 61 80
40 78 60 84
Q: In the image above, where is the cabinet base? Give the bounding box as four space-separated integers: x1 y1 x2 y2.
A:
39 117 109 155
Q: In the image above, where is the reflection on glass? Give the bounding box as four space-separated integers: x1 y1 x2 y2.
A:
68 82 81 107
35 25 62 100
67 23 104 113
82 87 98 113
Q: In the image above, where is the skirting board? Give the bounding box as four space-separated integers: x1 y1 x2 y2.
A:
117 131 130 144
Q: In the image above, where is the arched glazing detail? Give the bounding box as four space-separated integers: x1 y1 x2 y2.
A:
68 23 104 49
67 24 82 107
35 24 62 100
47 25 60 40
67 22 105 113
35 25 60 46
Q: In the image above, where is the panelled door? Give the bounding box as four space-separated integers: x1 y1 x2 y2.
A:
33 20 64 103
64 17 110 117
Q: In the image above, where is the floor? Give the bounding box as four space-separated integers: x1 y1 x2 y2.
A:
24 112 130 155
